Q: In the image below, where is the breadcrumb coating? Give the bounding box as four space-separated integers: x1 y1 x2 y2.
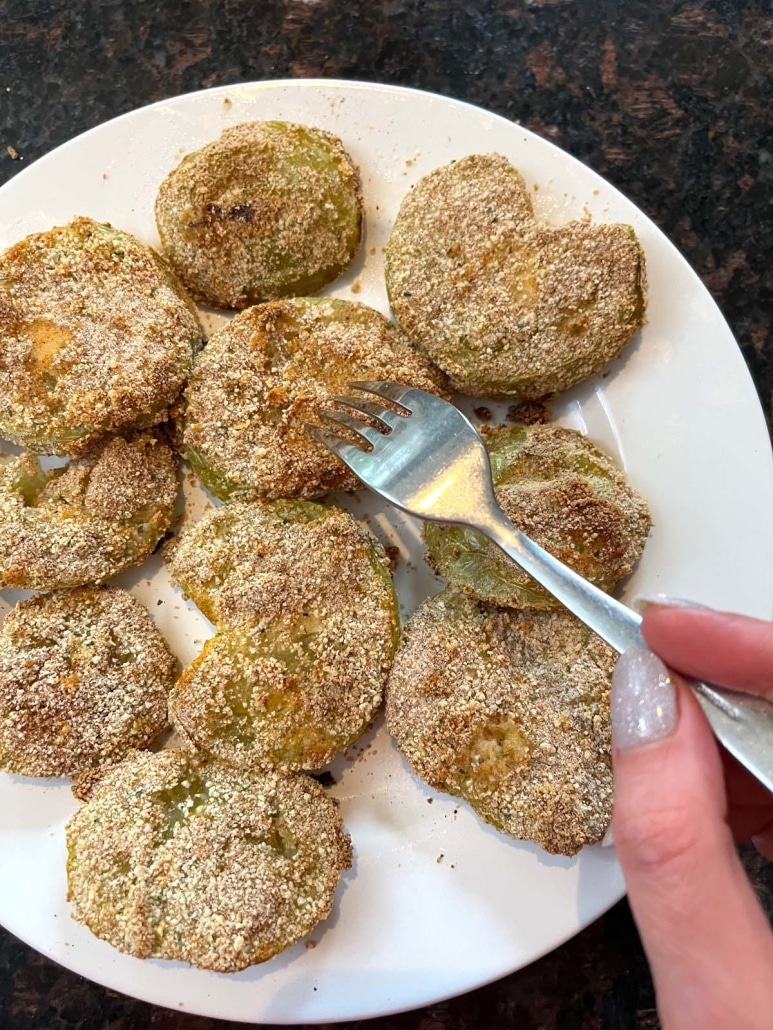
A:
0 217 203 454
0 588 176 777
180 297 448 500
386 154 646 397
386 589 615 856
0 433 178 590
66 749 352 971
167 500 400 770
155 121 363 309
424 424 651 608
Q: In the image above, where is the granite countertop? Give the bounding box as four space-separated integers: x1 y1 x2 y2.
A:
0 1 771 1027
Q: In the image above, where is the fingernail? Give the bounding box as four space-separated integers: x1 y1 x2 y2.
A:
601 826 615 848
633 594 712 615
611 648 678 750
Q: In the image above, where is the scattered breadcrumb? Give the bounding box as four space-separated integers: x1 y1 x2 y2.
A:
506 399 552 425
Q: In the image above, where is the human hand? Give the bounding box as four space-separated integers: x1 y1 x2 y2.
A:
611 603 773 1030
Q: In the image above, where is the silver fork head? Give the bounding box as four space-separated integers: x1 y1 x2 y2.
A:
308 382 497 523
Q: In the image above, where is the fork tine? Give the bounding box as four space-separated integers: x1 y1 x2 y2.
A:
348 380 413 411
305 425 367 467
319 407 382 448
332 396 393 431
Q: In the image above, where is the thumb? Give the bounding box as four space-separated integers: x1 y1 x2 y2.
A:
611 648 773 1030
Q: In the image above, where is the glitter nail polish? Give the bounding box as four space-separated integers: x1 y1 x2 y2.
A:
611 647 678 750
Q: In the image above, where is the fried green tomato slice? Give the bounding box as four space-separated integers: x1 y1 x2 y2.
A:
423 424 651 609
66 749 352 971
179 297 448 500
0 217 203 455
385 154 646 398
0 434 178 590
154 121 363 309
0 588 176 778
167 500 400 769
386 589 615 856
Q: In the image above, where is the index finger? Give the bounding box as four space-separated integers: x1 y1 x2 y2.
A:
642 607 773 696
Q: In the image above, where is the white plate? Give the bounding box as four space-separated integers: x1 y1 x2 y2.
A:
1 80 772 1025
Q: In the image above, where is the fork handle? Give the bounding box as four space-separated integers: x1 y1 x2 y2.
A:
479 506 773 793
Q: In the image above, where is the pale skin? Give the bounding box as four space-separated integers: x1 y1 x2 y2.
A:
613 606 773 1030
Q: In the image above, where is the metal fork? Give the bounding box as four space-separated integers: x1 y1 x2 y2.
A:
309 381 773 793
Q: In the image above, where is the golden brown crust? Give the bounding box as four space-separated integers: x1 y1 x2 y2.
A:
66 750 352 971
155 121 363 309
179 297 449 500
0 433 178 590
385 154 646 398
166 500 400 770
0 588 176 777
0 217 203 455
423 424 651 608
386 589 615 856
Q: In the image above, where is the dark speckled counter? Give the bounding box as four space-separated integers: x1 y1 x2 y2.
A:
0 2 771 1027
